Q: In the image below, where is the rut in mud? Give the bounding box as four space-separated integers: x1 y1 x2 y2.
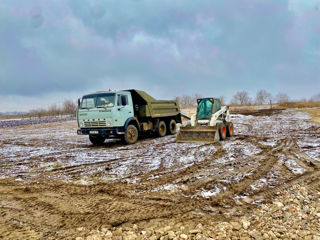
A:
0 109 319 239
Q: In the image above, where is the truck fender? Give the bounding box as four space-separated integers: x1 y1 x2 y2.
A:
124 118 140 131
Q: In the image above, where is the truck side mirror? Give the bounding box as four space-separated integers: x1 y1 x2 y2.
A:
78 98 81 108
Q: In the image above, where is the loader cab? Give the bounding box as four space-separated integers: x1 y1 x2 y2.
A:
196 98 221 119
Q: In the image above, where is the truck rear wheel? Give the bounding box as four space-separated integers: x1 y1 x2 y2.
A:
124 125 139 144
89 135 105 145
226 122 234 137
157 121 167 137
218 124 227 141
167 119 177 135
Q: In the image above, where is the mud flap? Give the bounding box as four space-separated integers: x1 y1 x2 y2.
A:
176 126 219 143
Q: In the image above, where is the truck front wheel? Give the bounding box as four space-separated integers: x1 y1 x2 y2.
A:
89 135 105 145
157 121 167 137
124 125 139 144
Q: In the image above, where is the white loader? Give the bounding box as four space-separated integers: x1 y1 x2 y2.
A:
176 98 234 143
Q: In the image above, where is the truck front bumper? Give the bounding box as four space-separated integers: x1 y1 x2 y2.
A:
77 128 125 136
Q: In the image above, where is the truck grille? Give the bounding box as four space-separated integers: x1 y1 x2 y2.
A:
83 120 110 128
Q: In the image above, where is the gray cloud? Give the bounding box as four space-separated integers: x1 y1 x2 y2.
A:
0 0 319 111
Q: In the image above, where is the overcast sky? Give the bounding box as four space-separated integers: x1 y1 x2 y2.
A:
1 0 320 112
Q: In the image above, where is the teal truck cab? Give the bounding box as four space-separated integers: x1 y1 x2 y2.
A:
77 89 182 145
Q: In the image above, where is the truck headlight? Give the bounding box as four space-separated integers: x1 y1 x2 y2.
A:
79 121 84 127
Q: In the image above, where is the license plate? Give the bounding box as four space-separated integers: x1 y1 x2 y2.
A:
89 131 99 134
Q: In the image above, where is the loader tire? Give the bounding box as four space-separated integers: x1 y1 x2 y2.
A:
218 124 227 141
89 135 105 145
167 119 177 135
124 125 139 145
157 121 167 137
226 122 234 137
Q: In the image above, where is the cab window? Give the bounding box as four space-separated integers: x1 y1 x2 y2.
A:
214 100 221 112
117 95 129 106
197 99 213 119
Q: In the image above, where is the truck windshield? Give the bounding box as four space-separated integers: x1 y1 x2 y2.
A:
197 99 213 119
80 93 115 109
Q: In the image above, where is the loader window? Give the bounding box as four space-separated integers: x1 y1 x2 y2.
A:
197 99 213 119
214 100 221 113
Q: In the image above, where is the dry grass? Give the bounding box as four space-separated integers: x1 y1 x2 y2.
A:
278 101 320 109
181 105 276 117
229 104 271 114
181 106 196 118
298 108 320 124
0 115 25 120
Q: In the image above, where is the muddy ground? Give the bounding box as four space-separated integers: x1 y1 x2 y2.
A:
0 109 319 239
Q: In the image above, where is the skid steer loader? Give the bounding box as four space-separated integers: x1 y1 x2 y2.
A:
176 98 233 143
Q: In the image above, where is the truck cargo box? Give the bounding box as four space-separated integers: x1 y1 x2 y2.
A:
127 89 180 119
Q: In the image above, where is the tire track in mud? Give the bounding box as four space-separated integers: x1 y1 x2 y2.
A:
6 186 187 229
141 143 224 183
0 179 197 230
146 135 268 192
245 136 320 201
0 217 45 240
49 157 126 173
113 137 280 218
251 170 320 201
45 137 217 181
0 195 58 239
92 135 318 222
197 145 280 206
191 137 318 208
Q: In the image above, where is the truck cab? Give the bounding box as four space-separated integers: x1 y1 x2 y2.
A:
77 89 181 145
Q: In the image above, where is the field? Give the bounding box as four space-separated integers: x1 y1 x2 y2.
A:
0 108 319 239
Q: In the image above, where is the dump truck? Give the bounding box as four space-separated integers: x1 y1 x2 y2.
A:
77 89 182 145
176 98 233 143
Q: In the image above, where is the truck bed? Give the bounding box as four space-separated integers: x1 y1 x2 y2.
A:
126 89 180 118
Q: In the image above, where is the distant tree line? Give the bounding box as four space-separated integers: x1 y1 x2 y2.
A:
27 100 77 118
175 90 320 107
175 94 226 107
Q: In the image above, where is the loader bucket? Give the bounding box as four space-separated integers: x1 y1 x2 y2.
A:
176 126 219 143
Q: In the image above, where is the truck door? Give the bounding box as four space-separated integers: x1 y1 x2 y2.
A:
115 93 134 127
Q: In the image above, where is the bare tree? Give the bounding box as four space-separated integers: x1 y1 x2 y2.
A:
310 93 320 102
29 109 47 118
179 95 193 107
219 96 225 105
275 93 289 104
231 91 251 105
254 90 272 105
190 94 202 106
62 100 77 116
48 104 60 116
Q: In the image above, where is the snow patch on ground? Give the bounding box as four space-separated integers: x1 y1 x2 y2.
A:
285 160 307 175
219 140 261 163
201 187 221 198
152 184 179 192
0 109 318 186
